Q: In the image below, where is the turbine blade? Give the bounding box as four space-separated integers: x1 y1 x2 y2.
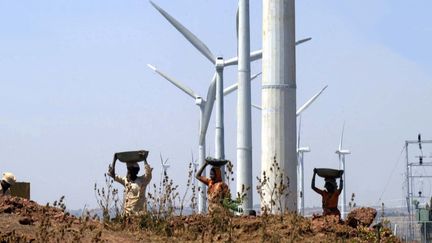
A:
225 38 310 66
296 85 328 116
339 122 345 151
224 49 263 66
236 3 239 44
223 83 238 97
223 72 261 96
150 1 216 64
297 115 302 150
199 74 217 145
251 72 262 81
224 57 238 66
250 50 263 62
147 64 199 100
252 104 262 110
296 37 312 46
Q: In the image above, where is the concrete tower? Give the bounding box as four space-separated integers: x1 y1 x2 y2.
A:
261 0 297 212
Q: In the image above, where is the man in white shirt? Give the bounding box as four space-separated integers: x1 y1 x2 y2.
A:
108 160 152 215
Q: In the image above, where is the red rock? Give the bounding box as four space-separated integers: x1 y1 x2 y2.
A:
346 207 377 228
0 206 13 214
18 217 34 225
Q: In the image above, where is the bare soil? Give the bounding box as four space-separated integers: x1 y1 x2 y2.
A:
0 196 400 242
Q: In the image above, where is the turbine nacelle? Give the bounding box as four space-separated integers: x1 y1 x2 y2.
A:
297 147 311 153
195 97 204 106
336 149 351 155
216 57 224 69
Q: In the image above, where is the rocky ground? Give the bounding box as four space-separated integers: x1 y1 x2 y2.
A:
0 196 400 242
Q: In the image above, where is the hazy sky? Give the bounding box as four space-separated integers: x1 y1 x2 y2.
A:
1 0 431 210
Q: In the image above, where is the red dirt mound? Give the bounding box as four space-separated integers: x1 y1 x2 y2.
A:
346 207 377 228
0 196 400 242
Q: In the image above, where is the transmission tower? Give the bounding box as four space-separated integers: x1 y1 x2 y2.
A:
406 134 432 241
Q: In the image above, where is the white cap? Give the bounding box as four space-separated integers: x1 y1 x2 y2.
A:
2 172 16 185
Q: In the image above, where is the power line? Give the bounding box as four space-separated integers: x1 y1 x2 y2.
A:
376 145 406 204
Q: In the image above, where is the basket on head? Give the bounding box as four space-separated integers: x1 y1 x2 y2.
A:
316 168 344 179
115 150 149 163
205 157 229 167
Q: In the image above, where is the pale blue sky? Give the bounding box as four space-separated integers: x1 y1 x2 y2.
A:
1 1 431 210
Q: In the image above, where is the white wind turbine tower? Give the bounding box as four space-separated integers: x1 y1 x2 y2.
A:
150 1 262 174
147 64 261 213
296 85 328 215
236 0 253 213
296 116 309 216
335 123 350 219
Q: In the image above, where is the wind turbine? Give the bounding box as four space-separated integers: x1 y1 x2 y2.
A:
149 1 242 171
150 1 310 178
335 123 350 219
147 64 260 213
150 1 311 214
296 85 328 215
159 153 170 176
296 115 310 216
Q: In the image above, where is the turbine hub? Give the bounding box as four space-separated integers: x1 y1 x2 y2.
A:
216 57 224 70
195 97 203 106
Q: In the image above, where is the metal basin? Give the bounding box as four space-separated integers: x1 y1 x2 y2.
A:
205 157 229 167
316 168 344 179
115 150 149 163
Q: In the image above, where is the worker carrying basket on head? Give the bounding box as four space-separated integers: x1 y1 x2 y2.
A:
107 150 153 216
196 157 230 214
196 157 248 214
311 168 344 219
